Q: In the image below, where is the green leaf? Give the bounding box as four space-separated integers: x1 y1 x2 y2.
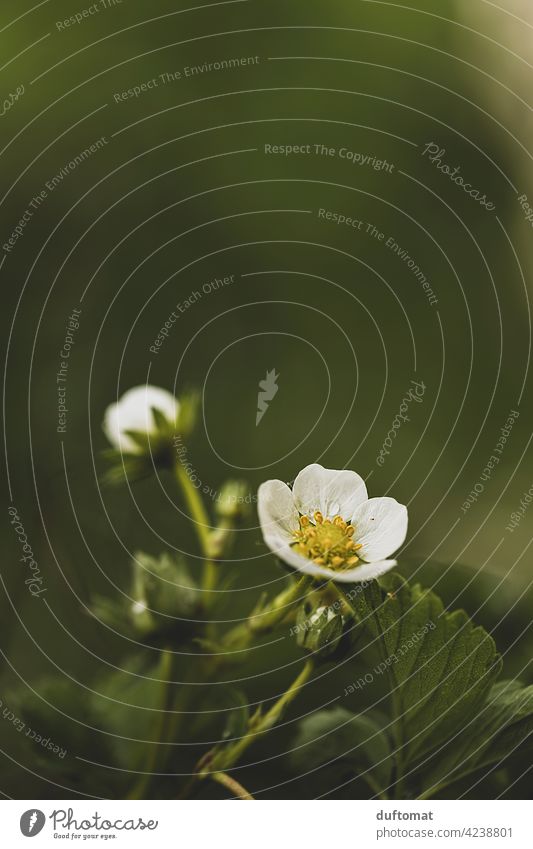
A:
290 706 392 793
6 677 120 795
100 455 151 487
124 428 152 451
421 679 533 794
92 654 167 770
101 448 123 461
133 551 201 619
341 573 502 767
150 405 170 432
89 593 135 637
176 389 200 437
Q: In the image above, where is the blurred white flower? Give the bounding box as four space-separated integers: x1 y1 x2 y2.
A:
456 1 533 136
258 463 408 583
103 385 179 454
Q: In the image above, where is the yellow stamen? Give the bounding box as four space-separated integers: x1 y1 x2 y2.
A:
292 511 362 572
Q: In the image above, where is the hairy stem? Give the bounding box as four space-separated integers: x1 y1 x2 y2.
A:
128 648 175 799
174 462 217 595
201 658 315 777
217 575 310 659
211 771 255 800
417 780 451 801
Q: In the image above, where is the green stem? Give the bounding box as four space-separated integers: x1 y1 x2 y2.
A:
130 568 308 798
231 576 309 643
179 658 314 800
202 658 315 776
417 780 450 800
128 648 175 799
174 462 212 550
362 773 390 800
211 771 255 800
163 676 194 764
174 462 217 597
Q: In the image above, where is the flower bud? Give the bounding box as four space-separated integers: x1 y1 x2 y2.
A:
215 480 251 522
128 598 155 637
90 552 201 639
295 602 344 659
131 551 201 624
103 385 180 455
102 386 200 481
204 480 252 559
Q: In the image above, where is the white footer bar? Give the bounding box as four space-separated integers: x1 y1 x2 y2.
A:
2 800 529 848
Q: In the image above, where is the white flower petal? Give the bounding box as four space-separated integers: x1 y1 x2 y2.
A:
292 464 368 521
103 385 180 454
351 497 408 562
266 543 338 578
268 543 397 584
332 559 397 582
257 480 299 554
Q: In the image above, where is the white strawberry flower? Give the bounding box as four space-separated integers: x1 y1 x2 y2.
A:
103 385 179 455
258 464 408 583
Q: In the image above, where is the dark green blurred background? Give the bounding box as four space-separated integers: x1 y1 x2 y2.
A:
1 0 532 798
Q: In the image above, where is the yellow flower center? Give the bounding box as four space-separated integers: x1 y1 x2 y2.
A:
292 511 362 570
